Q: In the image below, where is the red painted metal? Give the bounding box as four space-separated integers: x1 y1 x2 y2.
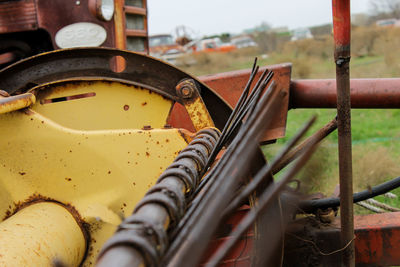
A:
354 212 400 266
332 0 351 48
0 0 37 34
290 79 400 109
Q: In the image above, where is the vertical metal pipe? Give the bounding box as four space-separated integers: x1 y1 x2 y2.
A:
332 0 355 266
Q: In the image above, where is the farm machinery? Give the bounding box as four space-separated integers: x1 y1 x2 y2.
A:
1 1 400 267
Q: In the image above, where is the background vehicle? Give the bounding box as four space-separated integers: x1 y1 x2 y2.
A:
149 34 185 64
185 37 236 53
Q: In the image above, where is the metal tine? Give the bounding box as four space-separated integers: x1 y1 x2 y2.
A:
164 82 281 265
272 116 337 174
196 70 274 196
168 134 238 240
222 115 317 218
205 132 320 267
169 75 273 241
220 69 271 147
204 60 260 171
164 82 285 266
221 71 274 146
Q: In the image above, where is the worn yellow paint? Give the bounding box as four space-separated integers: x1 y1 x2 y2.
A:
183 97 215 131
0 202 86 267
31 79 173 131
0 108 193 266
0 93 36 114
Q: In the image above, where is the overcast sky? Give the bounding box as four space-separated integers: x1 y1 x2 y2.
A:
148 0 370 37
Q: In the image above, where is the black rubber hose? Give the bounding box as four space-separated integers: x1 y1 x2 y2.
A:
299 176 400 213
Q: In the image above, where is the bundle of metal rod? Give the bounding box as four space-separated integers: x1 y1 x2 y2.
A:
164 64 276 254
96 128 221 267
164 81 288 267
206 134 320 267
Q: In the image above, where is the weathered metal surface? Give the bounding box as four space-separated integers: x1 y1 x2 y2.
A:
0 107 192 266
36 0 116 49
199 63 292 142
0 92 35 114
0 47 231 130
284 212 400 267
0 0 37 34
290 78 400 108
332 0 354 266
0 202 86 266
97 129 220 267
176 79 215 131
31 79 173 130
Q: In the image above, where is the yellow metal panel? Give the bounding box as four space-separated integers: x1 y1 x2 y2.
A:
0 109 192 266
0 202 86 267
31 80 173 131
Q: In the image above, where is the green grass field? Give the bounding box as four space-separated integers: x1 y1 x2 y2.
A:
179 31 400 214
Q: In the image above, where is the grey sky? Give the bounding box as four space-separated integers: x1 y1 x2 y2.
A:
148 0 370 36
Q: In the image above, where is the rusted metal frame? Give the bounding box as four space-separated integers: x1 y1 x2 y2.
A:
0 0 37 34
165 82 284 267
222 116 316 218
206 134 320 267
96 130 220 267
114 0 127 50
166 71 275 248
272 117 338 174
332 0 354 266
290 78 400 109
284 211 400 266
0 47 231 130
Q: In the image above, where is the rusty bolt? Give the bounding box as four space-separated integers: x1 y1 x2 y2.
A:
176 79 197 99
180 86 193 98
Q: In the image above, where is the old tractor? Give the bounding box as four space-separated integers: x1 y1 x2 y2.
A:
0 0 400 267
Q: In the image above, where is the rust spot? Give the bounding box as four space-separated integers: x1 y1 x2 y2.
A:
128 151 130 154
156 141 160 144
65 177 72 181
123 203 127 207
127 161 130 164
108 171 111 174
41 121 44 124
123 104 129 111
141 102 147 106
18 172 26 176
166 139 169 143
143 125 152 130
69 150 72 153
146 152 150 157
30 118 33 121
133 182 136 186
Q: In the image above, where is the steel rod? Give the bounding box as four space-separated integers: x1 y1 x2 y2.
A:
332 0 355 266
272 117 337 174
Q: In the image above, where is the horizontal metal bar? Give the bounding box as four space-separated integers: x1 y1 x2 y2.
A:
290 78 400 109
